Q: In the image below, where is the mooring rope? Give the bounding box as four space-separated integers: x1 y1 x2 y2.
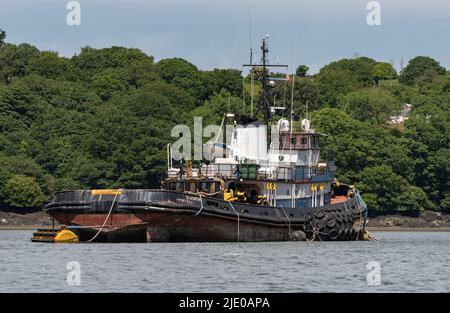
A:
307 221 329 242
279 206 292 236
228 201 240 242
356 198 363 235
86 192 119 243
194 192 204 216
355 191 368 231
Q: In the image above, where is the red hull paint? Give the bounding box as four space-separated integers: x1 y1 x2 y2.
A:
136 211 291 242
48 210 292 242
50 212 143 227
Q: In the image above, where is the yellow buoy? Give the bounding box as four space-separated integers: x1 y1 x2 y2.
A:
54 227 79 243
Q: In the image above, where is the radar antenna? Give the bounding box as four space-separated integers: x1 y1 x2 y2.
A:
243 35 288 124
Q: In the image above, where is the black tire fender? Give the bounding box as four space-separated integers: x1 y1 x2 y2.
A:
326 216 336 228
328 229 339 241
314 210 325 219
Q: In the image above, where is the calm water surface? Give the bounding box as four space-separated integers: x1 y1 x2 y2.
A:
0 230 449 292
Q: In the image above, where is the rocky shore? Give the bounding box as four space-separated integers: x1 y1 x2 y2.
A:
0 211 56 228
1 209 449 230
366 210 450 229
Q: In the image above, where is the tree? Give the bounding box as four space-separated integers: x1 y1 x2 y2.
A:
188 90 243 125
27 51 71 79
400 56 446 85
156 58 204 101
296 65 309 77
372 62 397 85
318 57 377 87
0 29 5 46
72 46 153 74
311 108 375 181
414 69 441 89
91 69 128 101
357 165 427 214
141 80 195 111
404 104 450 210
0 43 40 83
338 88 401 124
3 175 46 208
424 149 450 209
292 77 320 112
316 67 360 107
201 68 242 99
441 73 450 93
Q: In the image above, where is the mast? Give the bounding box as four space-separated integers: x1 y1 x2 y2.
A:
243 35 288 125
261 36 270 122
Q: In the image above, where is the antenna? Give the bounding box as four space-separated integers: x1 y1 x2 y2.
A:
289 66 295 158
248 5 253 65
243 35 288 123
250 68 254 117
306 100 309 120
242 71 246 114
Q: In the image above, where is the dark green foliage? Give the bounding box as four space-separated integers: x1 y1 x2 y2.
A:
373 62 397 85
0 29 6 46
400 56 446 86
338 88 401 123
0 40 449 215
316 66 360 107
27 51 71 79
357 165 428 213
295 65 309 77
201 69 242 98
3 175 45 208
403 104 450 211
0 43 40 83
156 58 203 101
312 105 445 214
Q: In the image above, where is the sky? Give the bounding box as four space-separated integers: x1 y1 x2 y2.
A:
1 0 450 73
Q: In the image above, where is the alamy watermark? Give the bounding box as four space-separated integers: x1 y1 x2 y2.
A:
366 261 381 286
66 261 81 286
66 1 81 26
170 117 284 162
367 1 381 26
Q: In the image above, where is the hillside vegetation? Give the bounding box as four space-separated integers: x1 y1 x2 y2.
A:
0 30 448 215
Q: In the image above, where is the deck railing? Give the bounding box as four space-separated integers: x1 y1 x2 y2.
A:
167 161 335 182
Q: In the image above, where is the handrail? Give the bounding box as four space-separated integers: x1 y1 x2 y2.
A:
167 162 333 182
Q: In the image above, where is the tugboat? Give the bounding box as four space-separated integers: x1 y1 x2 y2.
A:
43 37 369 242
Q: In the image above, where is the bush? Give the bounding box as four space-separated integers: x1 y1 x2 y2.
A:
400 56 446 85
3 175 46 208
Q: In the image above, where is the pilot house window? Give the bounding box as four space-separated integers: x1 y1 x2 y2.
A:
312 136 319 148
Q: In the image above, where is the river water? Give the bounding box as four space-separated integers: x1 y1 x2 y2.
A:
0 230 449 292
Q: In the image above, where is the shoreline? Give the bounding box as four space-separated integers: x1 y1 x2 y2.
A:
1 225 450 232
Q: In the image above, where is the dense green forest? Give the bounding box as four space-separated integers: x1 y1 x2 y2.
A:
0 30 448 214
